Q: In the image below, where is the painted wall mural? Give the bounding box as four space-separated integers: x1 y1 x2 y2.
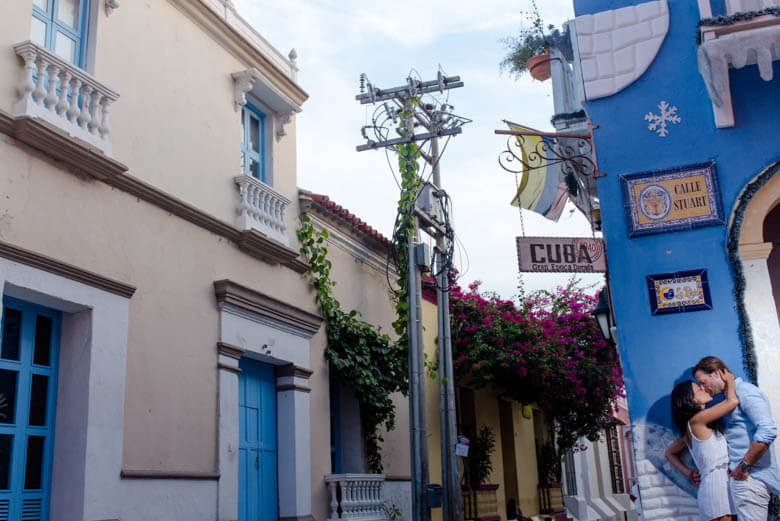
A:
570 0 780 519
574 0 669 100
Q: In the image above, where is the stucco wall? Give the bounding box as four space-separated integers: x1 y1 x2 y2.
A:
308 216 409 521
511 403 539 516
0 136 317 472
2 0 301 242
571 0 780 518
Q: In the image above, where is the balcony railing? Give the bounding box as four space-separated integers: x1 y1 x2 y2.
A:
325 473 387 521
13 41 119 155
234 175 291 244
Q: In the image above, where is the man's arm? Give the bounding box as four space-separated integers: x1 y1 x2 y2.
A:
730 385 777 480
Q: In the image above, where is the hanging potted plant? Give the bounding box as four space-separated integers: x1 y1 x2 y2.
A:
500 0 573 81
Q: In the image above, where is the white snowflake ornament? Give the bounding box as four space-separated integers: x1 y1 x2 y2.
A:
645 101 681 137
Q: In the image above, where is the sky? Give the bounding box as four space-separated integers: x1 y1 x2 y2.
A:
234 0 604 300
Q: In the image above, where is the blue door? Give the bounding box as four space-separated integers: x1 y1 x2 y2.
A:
238 359 277 521
0 297 61 521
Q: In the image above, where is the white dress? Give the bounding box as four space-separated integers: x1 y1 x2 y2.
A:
687 422 735 521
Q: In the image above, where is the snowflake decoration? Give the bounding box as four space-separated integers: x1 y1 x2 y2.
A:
645 101 681 137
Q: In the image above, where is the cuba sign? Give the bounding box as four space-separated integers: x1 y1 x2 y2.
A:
516 237 606 273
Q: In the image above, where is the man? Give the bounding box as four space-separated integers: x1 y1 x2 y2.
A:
693 356 780 520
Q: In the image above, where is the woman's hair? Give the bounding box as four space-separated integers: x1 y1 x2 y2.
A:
671 380 721 435
671 380 699 435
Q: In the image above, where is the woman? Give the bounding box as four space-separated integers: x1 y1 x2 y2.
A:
665 369 737 521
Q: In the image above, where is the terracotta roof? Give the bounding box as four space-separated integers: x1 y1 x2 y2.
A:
300 190 392 250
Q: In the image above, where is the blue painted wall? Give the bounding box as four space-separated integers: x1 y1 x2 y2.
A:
572 0 780 500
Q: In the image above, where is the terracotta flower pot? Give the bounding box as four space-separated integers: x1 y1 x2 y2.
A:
526 48 551 81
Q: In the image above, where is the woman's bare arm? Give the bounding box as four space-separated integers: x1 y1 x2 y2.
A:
665 436 700 486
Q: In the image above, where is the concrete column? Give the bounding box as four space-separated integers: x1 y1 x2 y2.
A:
277 365 314 521
740 243 780 421
217 342 244 521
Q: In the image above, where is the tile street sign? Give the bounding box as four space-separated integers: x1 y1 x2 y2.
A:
516 237 606 273
621 162 725 237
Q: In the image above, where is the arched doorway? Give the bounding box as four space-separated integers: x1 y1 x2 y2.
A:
763 203 780 326
733 161 780 422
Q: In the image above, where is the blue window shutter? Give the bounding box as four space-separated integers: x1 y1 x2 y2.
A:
242 104 267 183
31 0 90 67
0 297 61 521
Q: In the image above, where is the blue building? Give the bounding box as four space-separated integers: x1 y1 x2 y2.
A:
548 1 780 519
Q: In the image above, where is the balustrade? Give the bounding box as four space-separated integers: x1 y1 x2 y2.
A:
234 175 291 244
325 474 387 521
13 41 119 155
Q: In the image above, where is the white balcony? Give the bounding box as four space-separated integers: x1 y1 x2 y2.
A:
234 175 291 245
13 41 119 155
697 0 780 127
325 473 388 521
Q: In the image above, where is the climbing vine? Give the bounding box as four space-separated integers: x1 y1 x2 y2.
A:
297 215 407 473
391 103 423 344
296 102 424 473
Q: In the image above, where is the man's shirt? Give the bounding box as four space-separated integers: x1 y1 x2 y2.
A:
723 378 780 494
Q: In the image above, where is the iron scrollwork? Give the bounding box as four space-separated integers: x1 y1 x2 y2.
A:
497 132 599 179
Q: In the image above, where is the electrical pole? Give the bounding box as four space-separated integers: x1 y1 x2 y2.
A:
355 72 467 521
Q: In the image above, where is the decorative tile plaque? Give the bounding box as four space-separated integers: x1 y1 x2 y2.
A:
646 269 712 315
621 162 724 237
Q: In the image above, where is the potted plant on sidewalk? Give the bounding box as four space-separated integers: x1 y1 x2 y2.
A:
500 0 573 81
463 426 500 521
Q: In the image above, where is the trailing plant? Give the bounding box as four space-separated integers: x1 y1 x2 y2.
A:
696 8 780 45
500 0 573 77
451 281 624 458
297 215 407 473
391 102 423 345
466 425 496 486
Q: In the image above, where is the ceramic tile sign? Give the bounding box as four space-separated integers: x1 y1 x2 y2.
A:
621 162 724 237
646 269 712 315
516 237 606 273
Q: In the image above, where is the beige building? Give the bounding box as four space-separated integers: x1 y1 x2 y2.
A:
0 1 339 520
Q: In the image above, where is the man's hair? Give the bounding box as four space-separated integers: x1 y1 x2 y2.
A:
692 356 729 376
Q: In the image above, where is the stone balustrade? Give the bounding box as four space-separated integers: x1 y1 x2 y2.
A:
13 41 119 155
234 175 291 244
325 473 387 521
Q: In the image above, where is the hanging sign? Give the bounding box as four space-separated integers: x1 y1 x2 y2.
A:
646 269 712 315
516 237 606 273
621 162 725 237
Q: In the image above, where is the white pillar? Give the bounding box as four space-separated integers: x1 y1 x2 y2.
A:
277 365 314 521
740 243 780 422
217 342 243 521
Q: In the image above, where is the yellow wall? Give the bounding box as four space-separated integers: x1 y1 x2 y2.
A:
421 297 443 521
419 299 543 520
513 403 541 516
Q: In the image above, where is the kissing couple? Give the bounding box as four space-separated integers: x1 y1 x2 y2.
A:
665 356 779 521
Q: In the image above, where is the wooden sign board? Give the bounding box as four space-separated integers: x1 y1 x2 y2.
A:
621 162 725 237
516 237 606 273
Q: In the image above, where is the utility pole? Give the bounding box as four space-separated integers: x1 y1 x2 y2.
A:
355 72 467 521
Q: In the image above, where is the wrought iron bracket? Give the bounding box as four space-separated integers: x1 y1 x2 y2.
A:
494 119 604 179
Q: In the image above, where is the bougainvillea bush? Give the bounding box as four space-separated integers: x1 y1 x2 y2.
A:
451 280 624 454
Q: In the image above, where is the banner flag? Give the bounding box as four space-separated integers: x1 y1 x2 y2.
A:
507 123 568 222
